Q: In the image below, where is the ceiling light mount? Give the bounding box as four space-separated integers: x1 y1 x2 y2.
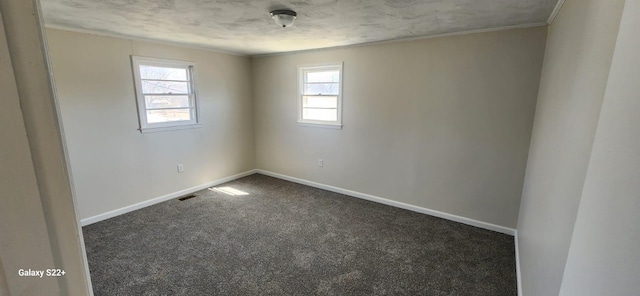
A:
270 9 297 28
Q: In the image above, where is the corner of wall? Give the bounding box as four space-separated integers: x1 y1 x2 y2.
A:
514 231 523 296
249 55 259 170
547 0 567 24
516 0 627 294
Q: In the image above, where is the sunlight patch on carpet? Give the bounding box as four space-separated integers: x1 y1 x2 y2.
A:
209 186 249 196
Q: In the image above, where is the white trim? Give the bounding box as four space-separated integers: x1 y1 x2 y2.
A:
139 123 202 133
296 122 342 129
44 24 249 57
547 0 566 24
131 55 201 131
80 169 257 226
46 22 547 58
515 231 523 296
35 1 95 294
255 23 548 58
298 63 344 127
255 169 516 235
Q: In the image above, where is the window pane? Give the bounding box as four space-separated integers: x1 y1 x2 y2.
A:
145 95 190 109
139 65 188 80
146 109 191 123
141 80 189 94
307 70 339 83
304 83 339 95
303 96 337 108
302 108 338 121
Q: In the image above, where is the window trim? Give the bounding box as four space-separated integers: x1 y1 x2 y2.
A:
131 56 201 133
297 63 344 129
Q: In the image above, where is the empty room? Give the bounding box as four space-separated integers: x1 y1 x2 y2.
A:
1 0 639 295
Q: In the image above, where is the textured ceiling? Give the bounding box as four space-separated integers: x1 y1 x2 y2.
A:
41 0 558 55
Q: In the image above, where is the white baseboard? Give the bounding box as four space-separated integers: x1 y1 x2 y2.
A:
515 231 523 296
255 169 516 236
80 169 258 226
82 168 517 237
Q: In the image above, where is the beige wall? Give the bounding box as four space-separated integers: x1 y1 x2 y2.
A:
0 11 60 295
9 1 639 294
559 0 639 294
253 27 547 229
1 0 92 294
46 29 255 220
516 0 625 295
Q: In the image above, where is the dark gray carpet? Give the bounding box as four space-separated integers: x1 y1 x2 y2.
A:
83 174 517 295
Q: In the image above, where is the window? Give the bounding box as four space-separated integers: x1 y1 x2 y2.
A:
131 56 200 132
298 63 343 128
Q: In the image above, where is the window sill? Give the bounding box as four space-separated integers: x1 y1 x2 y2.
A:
139 124 202 133
297 121 343 129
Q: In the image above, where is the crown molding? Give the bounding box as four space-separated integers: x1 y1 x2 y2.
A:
253 22 548 58
548 0 566 24
44 24 249 57
46 22 548 58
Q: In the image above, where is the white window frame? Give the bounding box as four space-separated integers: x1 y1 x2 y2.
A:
131 56 201 133
298 63 343 129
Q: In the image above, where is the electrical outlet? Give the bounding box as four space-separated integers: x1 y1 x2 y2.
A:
177 164 184 173
318 159 323 167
